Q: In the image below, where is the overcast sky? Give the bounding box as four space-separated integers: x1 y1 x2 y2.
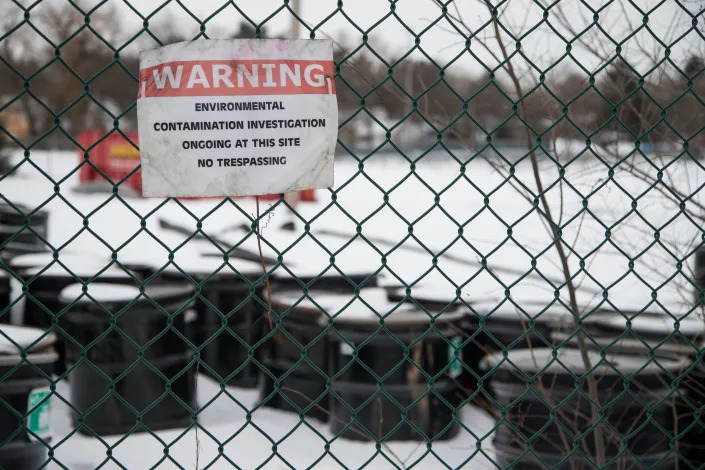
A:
4 0 703 83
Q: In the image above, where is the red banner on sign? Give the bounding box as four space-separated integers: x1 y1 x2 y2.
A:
138 60 336 98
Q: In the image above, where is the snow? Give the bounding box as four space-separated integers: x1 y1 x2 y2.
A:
2 147 703 468
8 251 107 271
59 283 142 304
158 252 264 278
482 347 690 375
592 312 705 339
47 376 498 469
470 299 587 326
271 287 465 326
0 324 55 354
7 149 702 317
20 262 132 279
386 284 474 305
551 332 698 357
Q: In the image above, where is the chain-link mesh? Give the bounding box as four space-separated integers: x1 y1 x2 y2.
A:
1 0 705 468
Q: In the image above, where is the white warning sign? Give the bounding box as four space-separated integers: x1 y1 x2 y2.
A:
136 39 337 197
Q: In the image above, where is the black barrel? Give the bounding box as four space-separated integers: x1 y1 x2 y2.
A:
473 300 585 351
551 310 705 468
142 256 266 388
270 269 378 292
695 248 705 305
0 324 57 470
0 270 10 323
551 309 704 354
321 287 466 441
16 257 136 329
681 361 705 468
259 289 331 421
385 285 471 311
258 269 379 420
386 286 482 395
485 347 688 469
0 204 48 259
16 258 136 375
7 251 99 272
470 300 606 398
5 251 104 323
59 282 196 435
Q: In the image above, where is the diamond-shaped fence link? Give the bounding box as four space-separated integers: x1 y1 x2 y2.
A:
0 0 704 468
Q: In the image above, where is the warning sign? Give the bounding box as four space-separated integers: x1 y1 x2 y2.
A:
136 39 337 197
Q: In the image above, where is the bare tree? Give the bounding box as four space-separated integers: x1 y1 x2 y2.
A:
424 0 705 467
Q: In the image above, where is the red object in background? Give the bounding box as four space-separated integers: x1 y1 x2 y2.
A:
77 130 317 202
257 189 317 202
78 130 142 194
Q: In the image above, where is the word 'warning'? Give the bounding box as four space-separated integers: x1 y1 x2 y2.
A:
136 39 337 197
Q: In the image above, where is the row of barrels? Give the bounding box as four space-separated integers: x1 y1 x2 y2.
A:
0 203 52 468
2 248 705 469
265 289 705 470
0 252 470 440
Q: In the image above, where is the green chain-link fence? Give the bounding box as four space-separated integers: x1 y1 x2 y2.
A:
1 0 705 468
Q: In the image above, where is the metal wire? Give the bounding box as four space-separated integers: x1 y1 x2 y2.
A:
0 0 704 468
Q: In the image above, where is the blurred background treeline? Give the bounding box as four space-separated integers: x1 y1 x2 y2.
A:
0 2 703 156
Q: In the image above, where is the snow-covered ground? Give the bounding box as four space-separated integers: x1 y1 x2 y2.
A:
8 146 703 314
48 377 497 469
3 146 703 468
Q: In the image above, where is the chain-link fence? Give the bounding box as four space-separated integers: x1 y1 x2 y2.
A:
1 0 705 468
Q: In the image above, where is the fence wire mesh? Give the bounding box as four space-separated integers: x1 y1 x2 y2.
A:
1 0 705 468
